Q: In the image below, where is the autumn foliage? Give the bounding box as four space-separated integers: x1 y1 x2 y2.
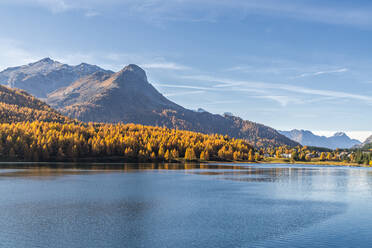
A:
0 85 70 123
0 121 254 162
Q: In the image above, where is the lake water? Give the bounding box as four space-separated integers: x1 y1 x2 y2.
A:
0 163 372 247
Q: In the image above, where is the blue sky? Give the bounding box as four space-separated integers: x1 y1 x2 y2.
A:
1 0 372 141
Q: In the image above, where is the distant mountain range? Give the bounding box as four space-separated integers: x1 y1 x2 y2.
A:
0 58 298 147
0 58 112 98
279 129 361 149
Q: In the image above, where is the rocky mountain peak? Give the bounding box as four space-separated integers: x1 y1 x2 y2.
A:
115 64 148 82
196 108 208 113
26 57 63 72
0 58 109 97
77 62 96 69
38 57 54 63
29 57 60 68
333 132 347 137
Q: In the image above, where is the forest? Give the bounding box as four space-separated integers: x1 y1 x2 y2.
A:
0 85 371 165
0 120 370 164
0 121 254 162
0 85 70 123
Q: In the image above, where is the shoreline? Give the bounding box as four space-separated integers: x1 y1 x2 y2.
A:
236 159 370 167
0 160 369 169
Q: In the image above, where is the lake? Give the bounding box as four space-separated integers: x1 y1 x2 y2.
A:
0 163 372 247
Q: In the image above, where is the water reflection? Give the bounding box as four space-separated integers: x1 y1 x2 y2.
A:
0 163 372 183
0 163 244 178
2 162 372 199
0 163 372 247
0 162 241 172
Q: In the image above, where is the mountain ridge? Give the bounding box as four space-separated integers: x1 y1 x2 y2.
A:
0 57 113 98
45 62 298 147
355 135 372 149
279 129 361 149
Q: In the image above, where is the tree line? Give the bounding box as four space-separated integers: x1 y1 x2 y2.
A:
262 146 372 165
0 121 255 162
0 85 70 123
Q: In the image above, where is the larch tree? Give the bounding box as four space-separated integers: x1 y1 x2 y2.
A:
185 148 196 161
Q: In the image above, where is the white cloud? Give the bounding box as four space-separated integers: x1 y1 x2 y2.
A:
163 90 205 97
204 100 242 105
36 0 71 12
296 68 349 78
140 62 190 70
183 74 372 104
156 77 342 107
226 65 290 74
3 0 73 13
253 95 296 107
93 53 192 72
154 84 210 91
277 84 372 103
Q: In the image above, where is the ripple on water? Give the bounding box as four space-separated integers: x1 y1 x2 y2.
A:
0 163 369 248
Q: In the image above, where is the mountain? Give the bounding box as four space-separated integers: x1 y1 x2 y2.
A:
279 129 361 149
362 135 372 147
356 135 372 149
47 64 298 147
365 135 372 145
0 85 70 123
0 58 112 98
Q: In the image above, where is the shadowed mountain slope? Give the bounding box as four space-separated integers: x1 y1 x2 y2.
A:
0 85 70 123
47 64 298 147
